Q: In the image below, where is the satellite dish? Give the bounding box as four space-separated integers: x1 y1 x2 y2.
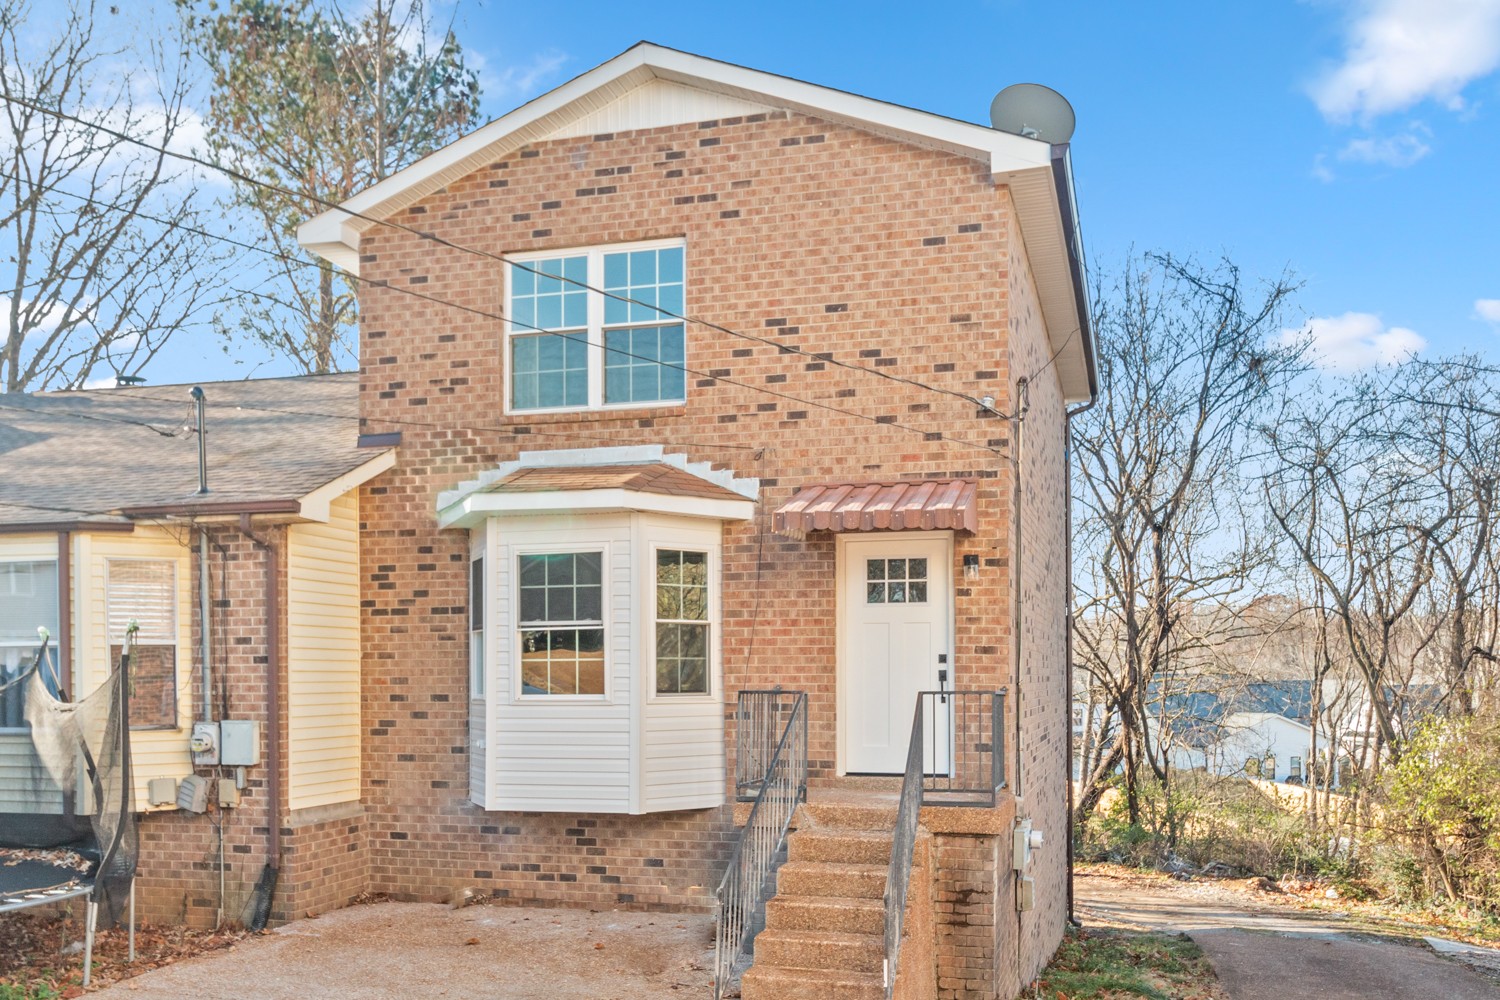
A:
989 83 1076 144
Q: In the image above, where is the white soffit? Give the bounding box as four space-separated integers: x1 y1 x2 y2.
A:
296 43 1053 275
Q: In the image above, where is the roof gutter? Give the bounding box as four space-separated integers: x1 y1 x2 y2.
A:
1049 143 1098 404
117 499 303 519
0 520 134 534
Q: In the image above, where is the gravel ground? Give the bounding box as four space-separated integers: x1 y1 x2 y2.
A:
89 902 715 999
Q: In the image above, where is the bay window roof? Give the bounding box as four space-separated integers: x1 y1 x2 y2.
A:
438 446 758 528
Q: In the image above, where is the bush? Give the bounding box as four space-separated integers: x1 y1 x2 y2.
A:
1381 710 1500 913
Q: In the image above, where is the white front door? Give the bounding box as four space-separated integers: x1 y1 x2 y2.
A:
840 534 952 774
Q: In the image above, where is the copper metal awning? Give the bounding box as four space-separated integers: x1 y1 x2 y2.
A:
772 479 977 536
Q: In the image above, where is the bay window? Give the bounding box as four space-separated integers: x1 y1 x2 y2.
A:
106 559 177 729
516 552 605 696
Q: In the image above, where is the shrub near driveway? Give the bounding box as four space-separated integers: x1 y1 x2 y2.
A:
1026 927 1227 1000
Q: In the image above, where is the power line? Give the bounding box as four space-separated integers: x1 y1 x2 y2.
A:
0 166 1008 458
0 91 1020 418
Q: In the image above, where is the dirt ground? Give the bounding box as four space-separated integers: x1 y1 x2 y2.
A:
1075 864 1500 999
75 902 714 999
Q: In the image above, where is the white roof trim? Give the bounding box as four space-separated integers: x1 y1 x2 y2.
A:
296 42 1052 275
298 449 397 522
436 444 759 529
438 488 755 529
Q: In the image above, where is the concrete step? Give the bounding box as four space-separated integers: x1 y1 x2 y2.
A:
740 964 885 1000
766 894 886 935
754 927 884 976
789 828 894 866
797 790 900 831
776 860 888 900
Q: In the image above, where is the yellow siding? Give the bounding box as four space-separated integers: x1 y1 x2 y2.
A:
286 491 361 811
76 527 194 810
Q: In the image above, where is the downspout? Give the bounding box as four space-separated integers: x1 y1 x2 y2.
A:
238 514 282 915
1063 394 1097 928
1012 378 1030 798
56 530 71 699
191 387 213 723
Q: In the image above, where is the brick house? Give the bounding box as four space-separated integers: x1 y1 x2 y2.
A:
298 42 1096 998
2 41 1095 999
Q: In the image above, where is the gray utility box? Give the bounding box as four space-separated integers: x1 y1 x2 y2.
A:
219 720 261 767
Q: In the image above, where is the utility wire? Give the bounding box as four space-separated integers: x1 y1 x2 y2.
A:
0 165 1009 458
0 92 1019 416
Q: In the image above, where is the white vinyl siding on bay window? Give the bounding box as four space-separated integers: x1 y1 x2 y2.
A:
468 512 725 814
505 240 686 413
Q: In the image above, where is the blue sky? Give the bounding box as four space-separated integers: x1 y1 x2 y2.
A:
446 0 1500 374
41 0 1500 384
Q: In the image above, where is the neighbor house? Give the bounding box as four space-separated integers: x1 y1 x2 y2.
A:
0 375 392 923
299 42 1094 998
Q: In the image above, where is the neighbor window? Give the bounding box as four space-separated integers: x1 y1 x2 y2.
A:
0 560 59 730
106 559 177 729
507 241 686 412
1289 756 1302 780
517 552 605 696
655 550 709 695
469 555 485 699
1244 757 1261 777
1263 754 1276 780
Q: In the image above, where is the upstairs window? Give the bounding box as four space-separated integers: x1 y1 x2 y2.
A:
506 241 686 412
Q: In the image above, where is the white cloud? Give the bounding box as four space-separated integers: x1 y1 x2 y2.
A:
1336 125 1432 166
1310 0 1500 122
1279 312 1425 372
481 50 568 103
1477 298 1500 323
82 374 120 390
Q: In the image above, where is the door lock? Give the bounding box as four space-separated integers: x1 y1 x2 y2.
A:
937 665 949 703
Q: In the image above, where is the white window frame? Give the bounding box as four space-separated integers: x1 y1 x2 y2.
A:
647 543 717 702
510 544 611 703
503 237 687 415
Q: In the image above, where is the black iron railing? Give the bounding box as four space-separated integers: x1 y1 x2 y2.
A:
714 690 808 1000
884 689 1007 996
734 689 807 802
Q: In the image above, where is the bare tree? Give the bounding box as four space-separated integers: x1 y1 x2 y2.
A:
1071 252 1305 827
0 0 224 392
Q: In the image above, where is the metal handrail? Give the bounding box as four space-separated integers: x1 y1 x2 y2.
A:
714 690 808 1000
884 688 1008 997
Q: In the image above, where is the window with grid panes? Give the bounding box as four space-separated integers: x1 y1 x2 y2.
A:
865 557 929 604
655 549 709 695
469 555 485 698
516 552 605 696
507 241 685 412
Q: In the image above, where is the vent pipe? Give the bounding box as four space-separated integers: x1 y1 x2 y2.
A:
190 386 209 496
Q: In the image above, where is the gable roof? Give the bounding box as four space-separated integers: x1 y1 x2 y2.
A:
297 42 1096 404
0 374 393 531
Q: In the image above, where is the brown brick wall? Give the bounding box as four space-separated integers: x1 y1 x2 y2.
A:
132 525 366 928
350 106 1073 990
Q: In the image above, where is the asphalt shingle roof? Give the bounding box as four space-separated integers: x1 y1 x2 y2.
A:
0 373 378 529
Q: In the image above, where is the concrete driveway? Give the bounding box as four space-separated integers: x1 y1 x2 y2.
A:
92 902 714 1000
1076 869 1500 1000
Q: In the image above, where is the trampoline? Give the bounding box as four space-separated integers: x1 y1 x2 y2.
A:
0 630 139 986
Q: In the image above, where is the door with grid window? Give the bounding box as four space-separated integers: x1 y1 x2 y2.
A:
840 535 951 775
